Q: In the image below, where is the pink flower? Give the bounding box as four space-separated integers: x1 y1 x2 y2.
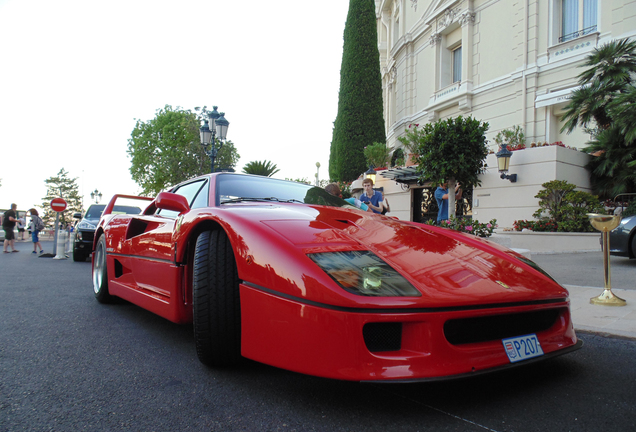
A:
465 226 473 231
487 224 492 228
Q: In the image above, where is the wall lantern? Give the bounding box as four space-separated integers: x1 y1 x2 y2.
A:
364 166 376 184
495 144 517 182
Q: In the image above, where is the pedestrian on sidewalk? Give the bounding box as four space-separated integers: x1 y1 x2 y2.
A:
3 203 20 253
17 216 26 240
28 208 44 254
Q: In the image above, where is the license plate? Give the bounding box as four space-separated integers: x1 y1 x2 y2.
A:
502 334 544 363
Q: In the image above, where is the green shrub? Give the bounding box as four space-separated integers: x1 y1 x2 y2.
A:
525 180 604 232
624 200 636 217
557 190 604 232
513 220 534 231
424 218 497 238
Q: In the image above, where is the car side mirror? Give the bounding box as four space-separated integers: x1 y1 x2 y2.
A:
156 192 190 215
73 212 82 219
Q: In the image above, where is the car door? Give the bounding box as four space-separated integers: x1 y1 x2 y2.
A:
123 179 208 298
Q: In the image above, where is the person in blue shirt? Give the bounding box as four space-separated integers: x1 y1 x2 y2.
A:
435 181 462 224
359 178 384 214
324 183 370 212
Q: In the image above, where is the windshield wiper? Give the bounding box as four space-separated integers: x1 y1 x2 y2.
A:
221 197 282 204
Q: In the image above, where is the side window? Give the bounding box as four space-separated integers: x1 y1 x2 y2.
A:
190 180 209 209
157 180 207 218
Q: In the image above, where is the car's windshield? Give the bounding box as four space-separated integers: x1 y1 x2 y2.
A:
85 205 106 219
216 174 356 209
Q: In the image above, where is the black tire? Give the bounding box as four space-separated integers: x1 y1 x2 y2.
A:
92 235 114 303
73 246 86 262
192 229 241 367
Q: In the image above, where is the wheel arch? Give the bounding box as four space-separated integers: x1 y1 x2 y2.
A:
179 219 236 301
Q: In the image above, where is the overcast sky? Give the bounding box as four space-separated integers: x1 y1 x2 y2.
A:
0 0 349 212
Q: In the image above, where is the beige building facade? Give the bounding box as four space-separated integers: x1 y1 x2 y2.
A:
366 0 636 227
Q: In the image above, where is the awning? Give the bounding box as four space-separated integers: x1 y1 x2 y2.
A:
380 166 421 184
534 85 581 108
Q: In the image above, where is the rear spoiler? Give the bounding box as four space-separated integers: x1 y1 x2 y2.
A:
102 194 154 216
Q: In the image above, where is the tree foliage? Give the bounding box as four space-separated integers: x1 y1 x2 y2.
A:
242 160 280 177
403 116 489 187
127 105 240 195
560 38 636 198
401 116 489 217
40 168 83 227
329 0 386 182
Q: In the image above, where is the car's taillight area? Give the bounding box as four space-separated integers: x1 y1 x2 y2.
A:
443 308 564 345
363 322 403 352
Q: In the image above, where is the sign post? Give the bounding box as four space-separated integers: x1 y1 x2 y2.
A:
50 198 68 258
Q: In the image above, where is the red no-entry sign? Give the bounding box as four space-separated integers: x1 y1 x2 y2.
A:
50 197 68 212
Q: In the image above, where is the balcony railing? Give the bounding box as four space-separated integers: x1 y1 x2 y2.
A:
559 25 597 43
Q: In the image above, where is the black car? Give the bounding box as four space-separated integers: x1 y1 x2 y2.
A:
72 204 141 261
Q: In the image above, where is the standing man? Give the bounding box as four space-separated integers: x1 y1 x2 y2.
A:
17 215 26 240
3 203 20 253
359 178 384 214
435 181 462 224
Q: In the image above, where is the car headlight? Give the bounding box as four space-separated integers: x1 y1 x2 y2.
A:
78 221 96 230
308 251 421 297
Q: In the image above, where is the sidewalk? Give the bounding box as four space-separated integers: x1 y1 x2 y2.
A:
566 285 636 339
527 251 636 340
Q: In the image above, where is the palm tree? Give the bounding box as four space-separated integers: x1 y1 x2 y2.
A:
561 38 636 134
560 38 636 198
242 160 281 177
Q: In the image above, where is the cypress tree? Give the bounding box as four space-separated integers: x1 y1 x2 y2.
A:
329 0 386 182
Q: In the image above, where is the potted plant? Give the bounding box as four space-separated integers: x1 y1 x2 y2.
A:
397 124 422 166
363 142 391 170
493 125 525 151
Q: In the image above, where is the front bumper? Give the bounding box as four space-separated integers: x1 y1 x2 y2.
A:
239 282 580 382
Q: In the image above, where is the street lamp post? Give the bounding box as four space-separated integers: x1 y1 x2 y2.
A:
200 106 230 173
91 189 102 204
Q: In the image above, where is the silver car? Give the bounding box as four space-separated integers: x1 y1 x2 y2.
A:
610 214 636 258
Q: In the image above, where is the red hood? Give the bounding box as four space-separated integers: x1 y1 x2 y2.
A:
248 204 567 308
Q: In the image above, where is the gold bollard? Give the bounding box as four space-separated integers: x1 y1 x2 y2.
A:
587 214 626 306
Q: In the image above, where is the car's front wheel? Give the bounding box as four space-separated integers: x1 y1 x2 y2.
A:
92 235 114 303
192 229 241 367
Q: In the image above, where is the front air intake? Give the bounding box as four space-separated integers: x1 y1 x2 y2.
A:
444 308 562 345
363 322 402 352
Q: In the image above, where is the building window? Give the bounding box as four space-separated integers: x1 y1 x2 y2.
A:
560 0 597 42
452 46 462 83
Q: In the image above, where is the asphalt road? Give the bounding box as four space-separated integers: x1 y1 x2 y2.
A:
1 241 635 431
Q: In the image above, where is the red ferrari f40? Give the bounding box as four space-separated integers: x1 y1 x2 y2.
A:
91 173 581 382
